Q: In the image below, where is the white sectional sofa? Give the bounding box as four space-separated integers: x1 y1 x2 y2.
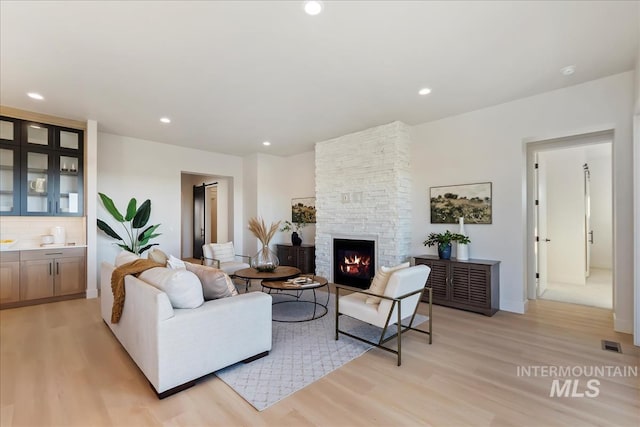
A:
100 262 272 398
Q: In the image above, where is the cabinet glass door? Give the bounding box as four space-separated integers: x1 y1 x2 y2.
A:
59 130 80 150
58 154 80 214
0 147 19 214
1 119 17 142
25 151 50 214
25 123 50 146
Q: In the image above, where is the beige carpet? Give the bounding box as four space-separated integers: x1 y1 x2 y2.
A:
539 268 612 309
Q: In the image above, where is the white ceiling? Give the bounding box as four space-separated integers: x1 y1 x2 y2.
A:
1 1 638 156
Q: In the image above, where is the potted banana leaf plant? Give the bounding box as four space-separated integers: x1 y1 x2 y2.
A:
97 193 161 255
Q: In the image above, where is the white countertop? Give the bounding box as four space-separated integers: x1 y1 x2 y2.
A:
0 243 87 252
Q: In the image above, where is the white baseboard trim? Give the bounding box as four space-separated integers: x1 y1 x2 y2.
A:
500 298 525 314
613 313 633 334
86 288 99 299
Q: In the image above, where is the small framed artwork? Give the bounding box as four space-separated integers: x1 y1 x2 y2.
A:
430 182 492 224
292 197 316 223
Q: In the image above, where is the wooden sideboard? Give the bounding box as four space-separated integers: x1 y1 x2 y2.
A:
414 255 500 316
276 244 315 274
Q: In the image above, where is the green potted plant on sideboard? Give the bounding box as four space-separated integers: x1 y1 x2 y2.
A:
423 230 470 260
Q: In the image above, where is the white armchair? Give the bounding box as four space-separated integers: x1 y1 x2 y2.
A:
202 242 251 290
335 264 432 366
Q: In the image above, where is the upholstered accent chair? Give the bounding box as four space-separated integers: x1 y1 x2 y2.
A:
335 264 432 366
202 242 251 291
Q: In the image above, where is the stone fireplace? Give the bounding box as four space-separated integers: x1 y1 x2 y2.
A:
315 121 412 283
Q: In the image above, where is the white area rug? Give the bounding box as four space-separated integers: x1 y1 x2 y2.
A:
215 291 427 411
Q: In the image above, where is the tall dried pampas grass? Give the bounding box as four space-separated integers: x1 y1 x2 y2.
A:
248 217 280 246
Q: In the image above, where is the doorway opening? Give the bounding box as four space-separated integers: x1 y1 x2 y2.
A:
526 131 613 310
180 172 233 259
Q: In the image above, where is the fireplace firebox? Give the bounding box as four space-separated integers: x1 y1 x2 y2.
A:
333 238 375 289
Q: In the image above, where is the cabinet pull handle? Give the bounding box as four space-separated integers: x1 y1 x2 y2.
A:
45 252 63 256
49 262 52 275
56 262 59 275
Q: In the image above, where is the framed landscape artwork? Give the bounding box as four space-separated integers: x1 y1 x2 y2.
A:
430 182 492 224
292 197 316 223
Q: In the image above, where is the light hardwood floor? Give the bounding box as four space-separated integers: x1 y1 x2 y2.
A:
1 294 638 426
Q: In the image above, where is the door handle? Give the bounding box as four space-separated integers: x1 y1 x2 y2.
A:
544 238 551 242
588 231 594 244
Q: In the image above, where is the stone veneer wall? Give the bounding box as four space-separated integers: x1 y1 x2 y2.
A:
315 121 412 280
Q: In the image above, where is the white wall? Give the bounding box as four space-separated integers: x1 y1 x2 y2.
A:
410 72 634 330
96 133 244 287
241 153 290 256
242 154 258 255
275 150 316 245
540 147 586 285
215 178 230 243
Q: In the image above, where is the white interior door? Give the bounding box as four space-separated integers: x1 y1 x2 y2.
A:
536 154 548 297
584 164 592 278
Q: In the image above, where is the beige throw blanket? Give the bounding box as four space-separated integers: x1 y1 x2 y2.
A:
111 259 164 323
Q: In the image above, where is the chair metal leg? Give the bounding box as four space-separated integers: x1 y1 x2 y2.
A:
428 287 433 344
335 288 340 341
397 301 402 366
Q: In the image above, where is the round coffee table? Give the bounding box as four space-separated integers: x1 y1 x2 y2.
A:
261 275 329 322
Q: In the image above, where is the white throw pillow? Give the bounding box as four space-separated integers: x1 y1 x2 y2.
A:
138 267 204 309
185 262 238 299
167 254 187 270
115 250 140 267
366 262 410 305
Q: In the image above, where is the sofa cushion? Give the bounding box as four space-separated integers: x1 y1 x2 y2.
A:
148 248 168 265
366 262 410 305
185 262 238 299
115 250 140 267
138 267 204 308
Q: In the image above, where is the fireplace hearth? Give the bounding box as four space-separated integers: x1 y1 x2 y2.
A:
333 238 375 289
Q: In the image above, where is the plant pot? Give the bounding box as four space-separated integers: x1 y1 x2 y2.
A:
291 232 302 246
438 243 452 260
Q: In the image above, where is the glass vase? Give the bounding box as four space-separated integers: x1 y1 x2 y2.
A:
251 245 279 272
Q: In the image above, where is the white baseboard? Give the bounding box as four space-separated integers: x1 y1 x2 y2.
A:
500 298 525 314
86 288 99 299
613 313 633 334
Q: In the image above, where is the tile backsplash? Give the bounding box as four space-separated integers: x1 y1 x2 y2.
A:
0 216 86 249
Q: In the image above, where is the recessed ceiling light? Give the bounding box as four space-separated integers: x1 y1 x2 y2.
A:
263 141 271 146
160 117 171 124
560 65 576 76
27 92 44 100
303 1 323 16
418 87 432 96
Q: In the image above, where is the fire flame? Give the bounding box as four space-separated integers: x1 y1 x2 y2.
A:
340 254 371 276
